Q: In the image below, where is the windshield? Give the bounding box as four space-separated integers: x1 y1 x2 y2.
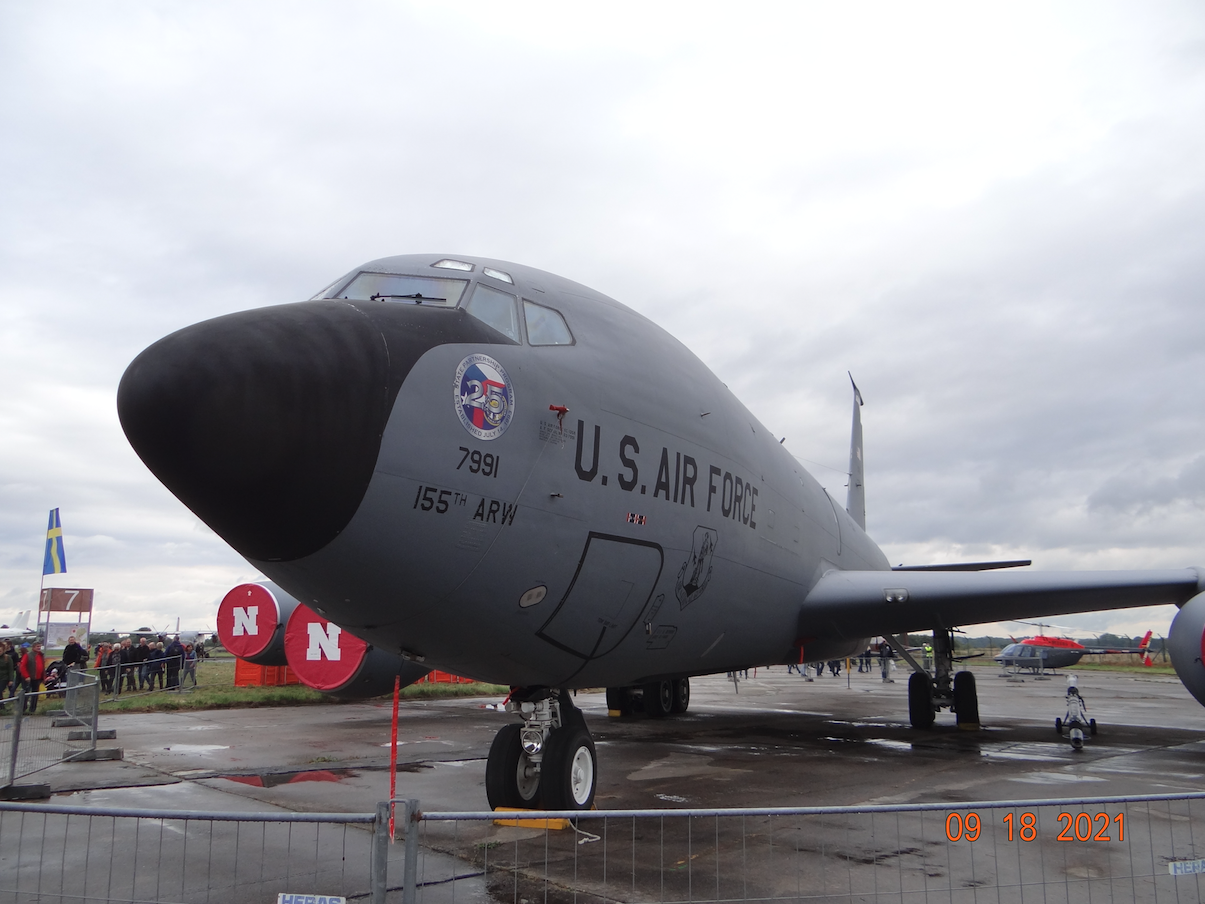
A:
326 272 469 306
462 283 520 341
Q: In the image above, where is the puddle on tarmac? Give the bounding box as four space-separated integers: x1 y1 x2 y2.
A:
161 744 230 754
1009 772 1107 785
978 743 1066 763
217 768 359 788
863 738 913 752
379 738 455 748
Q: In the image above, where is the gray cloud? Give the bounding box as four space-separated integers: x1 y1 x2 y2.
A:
2 2 1205 638
1089 455 1205 515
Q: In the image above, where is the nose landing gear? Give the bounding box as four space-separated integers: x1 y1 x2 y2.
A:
485 688 598 811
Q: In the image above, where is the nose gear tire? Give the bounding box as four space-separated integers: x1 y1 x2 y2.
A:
486 723 540 810
539 724 597 810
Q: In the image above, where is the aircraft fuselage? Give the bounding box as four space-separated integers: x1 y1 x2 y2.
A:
119 254 888 689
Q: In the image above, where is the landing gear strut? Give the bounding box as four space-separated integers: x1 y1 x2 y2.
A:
485 688 597 811
891 629 980 730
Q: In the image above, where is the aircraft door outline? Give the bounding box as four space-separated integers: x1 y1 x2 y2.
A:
537 532 664 661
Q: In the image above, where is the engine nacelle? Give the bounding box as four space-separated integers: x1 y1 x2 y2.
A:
216 582 300 666
283 601 429 698
1168 591 1205 708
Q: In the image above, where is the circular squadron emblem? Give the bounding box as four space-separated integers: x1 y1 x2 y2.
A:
454 354 515 440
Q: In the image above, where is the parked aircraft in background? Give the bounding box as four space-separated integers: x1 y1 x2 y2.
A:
117 253 1205 811
0 611 37 643
996 630 1155 672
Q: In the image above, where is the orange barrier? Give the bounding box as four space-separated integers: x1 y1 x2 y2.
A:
417 670 478 684
233 659 300 687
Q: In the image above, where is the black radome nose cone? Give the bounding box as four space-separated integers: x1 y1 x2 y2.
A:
117 301 393 562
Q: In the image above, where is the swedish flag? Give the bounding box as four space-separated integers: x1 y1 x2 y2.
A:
43 508 67 575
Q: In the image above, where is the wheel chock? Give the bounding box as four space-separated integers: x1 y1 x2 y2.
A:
492 805 597 829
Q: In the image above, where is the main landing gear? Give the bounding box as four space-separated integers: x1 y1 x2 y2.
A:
485 688 597 811
605 678 690 717
897 629 980 731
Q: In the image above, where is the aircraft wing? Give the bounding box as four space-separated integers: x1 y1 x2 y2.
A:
802 568 1204 640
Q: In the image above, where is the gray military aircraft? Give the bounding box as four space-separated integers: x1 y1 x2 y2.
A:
116 253 1205 811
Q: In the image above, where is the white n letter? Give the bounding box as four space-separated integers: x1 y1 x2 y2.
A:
307 622 341 660
233 606 258 636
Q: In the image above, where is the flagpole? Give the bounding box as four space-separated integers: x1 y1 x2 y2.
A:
37 571 45 642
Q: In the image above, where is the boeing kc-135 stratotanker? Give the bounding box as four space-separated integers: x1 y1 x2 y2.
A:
117 254 1205 811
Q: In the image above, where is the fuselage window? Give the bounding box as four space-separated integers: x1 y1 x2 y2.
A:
328 272 468 306
463 283 520 341
523 300 574 346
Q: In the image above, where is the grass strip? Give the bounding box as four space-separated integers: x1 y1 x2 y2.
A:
94 657 508 713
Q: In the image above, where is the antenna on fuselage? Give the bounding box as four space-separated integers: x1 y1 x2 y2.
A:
846 373 865 531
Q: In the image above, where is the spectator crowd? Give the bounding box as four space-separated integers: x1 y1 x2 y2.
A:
0 634 205 713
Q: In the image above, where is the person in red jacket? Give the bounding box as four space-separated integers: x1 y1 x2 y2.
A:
19 641 46 713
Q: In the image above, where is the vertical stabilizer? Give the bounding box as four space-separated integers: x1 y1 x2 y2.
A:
846 374 866 530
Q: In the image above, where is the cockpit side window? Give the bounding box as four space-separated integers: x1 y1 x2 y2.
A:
523 300 574 346
462 283 520 341
326 272 468 306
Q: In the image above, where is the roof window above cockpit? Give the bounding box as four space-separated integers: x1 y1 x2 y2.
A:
482 267 513 284
431 259 474 272
329 272 468 306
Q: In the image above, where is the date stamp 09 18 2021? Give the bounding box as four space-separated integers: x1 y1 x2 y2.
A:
943 811 1124 843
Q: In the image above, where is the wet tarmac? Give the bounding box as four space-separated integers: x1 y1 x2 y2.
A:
29 665 1205 902
41 664 1205 812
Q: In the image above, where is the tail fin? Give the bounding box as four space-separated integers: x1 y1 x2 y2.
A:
1140 630 1154 666
12 611 29 632
846 374 865 530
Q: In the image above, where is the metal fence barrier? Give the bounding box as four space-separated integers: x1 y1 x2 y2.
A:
88 653 206 703
0 801 391 904
2 792 1203 903
1 670 101 785
406 792 1205 904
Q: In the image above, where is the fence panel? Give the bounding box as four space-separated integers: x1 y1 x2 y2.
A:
0 803 388 904
0 672 101 785
413 793 1205 904
90 652 205 703
3 794 1202 902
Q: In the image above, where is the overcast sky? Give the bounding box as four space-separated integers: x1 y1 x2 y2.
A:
2 2 1204 641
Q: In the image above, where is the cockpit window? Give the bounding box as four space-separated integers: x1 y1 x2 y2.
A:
523 300 574 346
327 272 468 306
311 277 345 300
462 283 520 341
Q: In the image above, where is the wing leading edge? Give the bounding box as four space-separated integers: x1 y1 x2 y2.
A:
802 567 1205 641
